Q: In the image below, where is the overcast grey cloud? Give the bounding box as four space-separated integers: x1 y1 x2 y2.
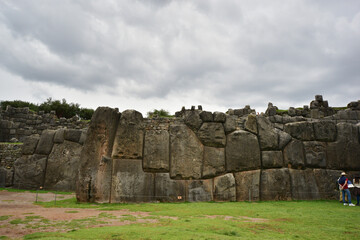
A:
0 0 359 114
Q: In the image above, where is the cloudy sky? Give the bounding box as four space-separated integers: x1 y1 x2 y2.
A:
0 0 359 115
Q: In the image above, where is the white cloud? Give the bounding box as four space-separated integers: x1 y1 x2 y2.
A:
0 0 359 115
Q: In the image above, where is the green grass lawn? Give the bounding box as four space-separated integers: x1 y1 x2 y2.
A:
21 198 360 239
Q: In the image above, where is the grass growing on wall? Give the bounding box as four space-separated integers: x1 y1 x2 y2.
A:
28 199 360 239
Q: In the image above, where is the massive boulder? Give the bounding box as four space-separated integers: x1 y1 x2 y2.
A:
283 139 305 169
261 168 291 201
234 170 260 201
257 116 279 150
35 130 56 155
202 147 225 178
226 130 260 172
289 169 320 200
22 135 40 155
154 173 186 202
197 122 226 147
187 179 213 202
304 141 326 168
213 173 236 201
284 122 315 141
44 141 82 191
262 151 283 169
13 154 48 189
111 159 154 202
169 123 204 179
244 114 257 134
184 110 202 131
77 107 120 203
143 130 169 172
326 123 360 170
111 110 144 159
313 121 336 142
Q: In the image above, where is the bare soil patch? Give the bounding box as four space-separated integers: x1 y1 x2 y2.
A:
0 190 156 239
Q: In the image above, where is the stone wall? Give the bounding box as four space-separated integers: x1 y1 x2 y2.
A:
0 143 22 187
77 102 360 203
10 128 87 191
0 106 88 142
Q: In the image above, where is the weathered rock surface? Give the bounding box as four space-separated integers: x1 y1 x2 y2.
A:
290 169 320 200
275 129 292 150
184 110 202 131
283 139 305 169
187 179 213 202
213 173 236 201
304 141 326 168
261 168 291 201
313 169 341 199
244 114 257 134
223 115 237 134
13 154 48 189
155 173 186 202
44 141 82 191
22 135 39 155
111 159 154 202
197 122 226 147
284 122 315 141
111 110 144 159
262 151 283 169
313 121 336 142
257 116 278 150
234 170 260 201
226 130 260 172
77 107 120 203
170 123 204 179
202 147 225 178
35 130 56 155
64 129 82 143
200 111 213 122
213 112 226 123
53 129 65 143
143 130 169 172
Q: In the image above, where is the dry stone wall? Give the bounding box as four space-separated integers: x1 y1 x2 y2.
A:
0 106 88 142
77 99 360 203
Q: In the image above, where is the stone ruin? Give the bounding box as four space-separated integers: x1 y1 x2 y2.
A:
1 95 360 203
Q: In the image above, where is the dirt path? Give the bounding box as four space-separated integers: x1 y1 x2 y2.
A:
0 190 155 239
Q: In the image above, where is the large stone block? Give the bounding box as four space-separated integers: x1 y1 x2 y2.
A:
111 110 144 159
197 122 226 147
111 159 154 202
304 141 326 168
234 170 260 201
261 168 291 201
13 154 48 189
22 135 40 155
0 167 13 187
257 116 279 150
169 123 204 179
213 112 226 123
326 123 360 170
53 128 65 143
184 110 202 131
313 121 336 142
202 147 225 178
44 141 82 191
283 139 305 169
245 114 257 134
77 107 120 203
35 130 56 155
313 169 342 199
284 122 315 141
213 173 236 201
155 173 186 202
187 179 213 202
226 130 260 172
143 130 169 172
275 129 292 150
262 151 283 169
223 115 237 134
290 169 320 200
64 129 82 143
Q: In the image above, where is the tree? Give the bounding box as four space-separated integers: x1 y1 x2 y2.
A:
147 109 172 118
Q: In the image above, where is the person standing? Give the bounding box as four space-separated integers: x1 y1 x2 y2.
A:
339 172 355 206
